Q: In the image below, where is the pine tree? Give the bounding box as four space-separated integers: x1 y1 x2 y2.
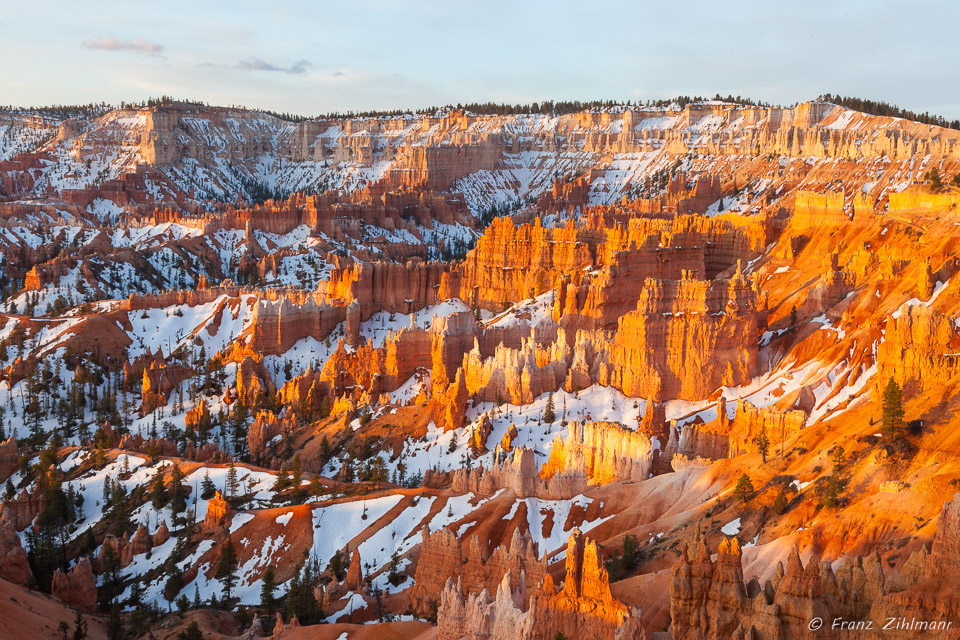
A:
819 475 843 508
881 377 905 437
753 427 770 463
274 462 289 491
226 462 239 499
831 446 846 470
789 305 798 326
284 563 321 625
260 566 277 612
328 549 346 581
201 471 216 499
151 471 168 510
177 621 204 640
169 463 187 514
734 473 754 504
290 455 302 494
71 610 87 640
106 603 123 640
543 392 556 424
773 490 789 515
163 570 183 602
216 538 239 600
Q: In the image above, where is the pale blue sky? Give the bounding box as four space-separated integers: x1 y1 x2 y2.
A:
3 0 958 118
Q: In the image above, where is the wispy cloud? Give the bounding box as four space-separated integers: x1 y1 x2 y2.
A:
82 36 164 56
235 58 312 75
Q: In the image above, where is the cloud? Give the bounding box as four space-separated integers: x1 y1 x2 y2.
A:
235 58 312 75
82 36 164 56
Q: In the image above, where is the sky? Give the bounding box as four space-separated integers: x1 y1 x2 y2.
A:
2 0 959 119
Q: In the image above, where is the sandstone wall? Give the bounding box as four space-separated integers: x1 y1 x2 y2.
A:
451 447 587 500
438 530 645 640
411 526 546 616
541 421 654 484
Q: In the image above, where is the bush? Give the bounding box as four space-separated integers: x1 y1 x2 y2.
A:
773 490 789 515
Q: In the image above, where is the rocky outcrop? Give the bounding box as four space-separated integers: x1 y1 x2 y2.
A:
154 521 171 546
249 259 446 356
411 526 547 616
141 356 192 413
541 421 654 484
462 330 571 406
248 411 296 463
51 557 97 612
203 490 231 529
346 549 365 591
121 524 153 566
248 295 348 356
236 356 275 408
0 437 19 482
434 368 469 431
925 493 960 580
725 398 806 458
669 495 960 640
791 191 848 229
877 305 960 398
609 270 759 401
452 447 586 500
118 433 179 457
679 396 806 461
183 441 230 463
184 401 211 435
448 269 759 405
440 213 767 325
1 487 41 530
0 508 31 585
438 530 645 640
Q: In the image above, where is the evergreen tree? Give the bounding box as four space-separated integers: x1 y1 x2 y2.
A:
543 392 556 424
274 462 289 491
71 610 87 640
881 377 905 437
260 566 277 612
328 549 346 581
201 471 216 500
284 563 321 625
831 446 846 470
818 475 843 508
926 167 943 190
753 427 770 463
734 473 754 504
226 462 239 499
169 463 187 515
290 455 302 496
773 490 789 515
106 603 123 640
789 305 798 326
151 472 168 510
216 538 239 600
163 570 183 602
177 621 204 640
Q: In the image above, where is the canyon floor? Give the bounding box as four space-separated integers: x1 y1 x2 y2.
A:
1 98 960 639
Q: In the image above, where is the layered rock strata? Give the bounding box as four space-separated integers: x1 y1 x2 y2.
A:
451 447 586 500
541 421 654 484
438 530 645 640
